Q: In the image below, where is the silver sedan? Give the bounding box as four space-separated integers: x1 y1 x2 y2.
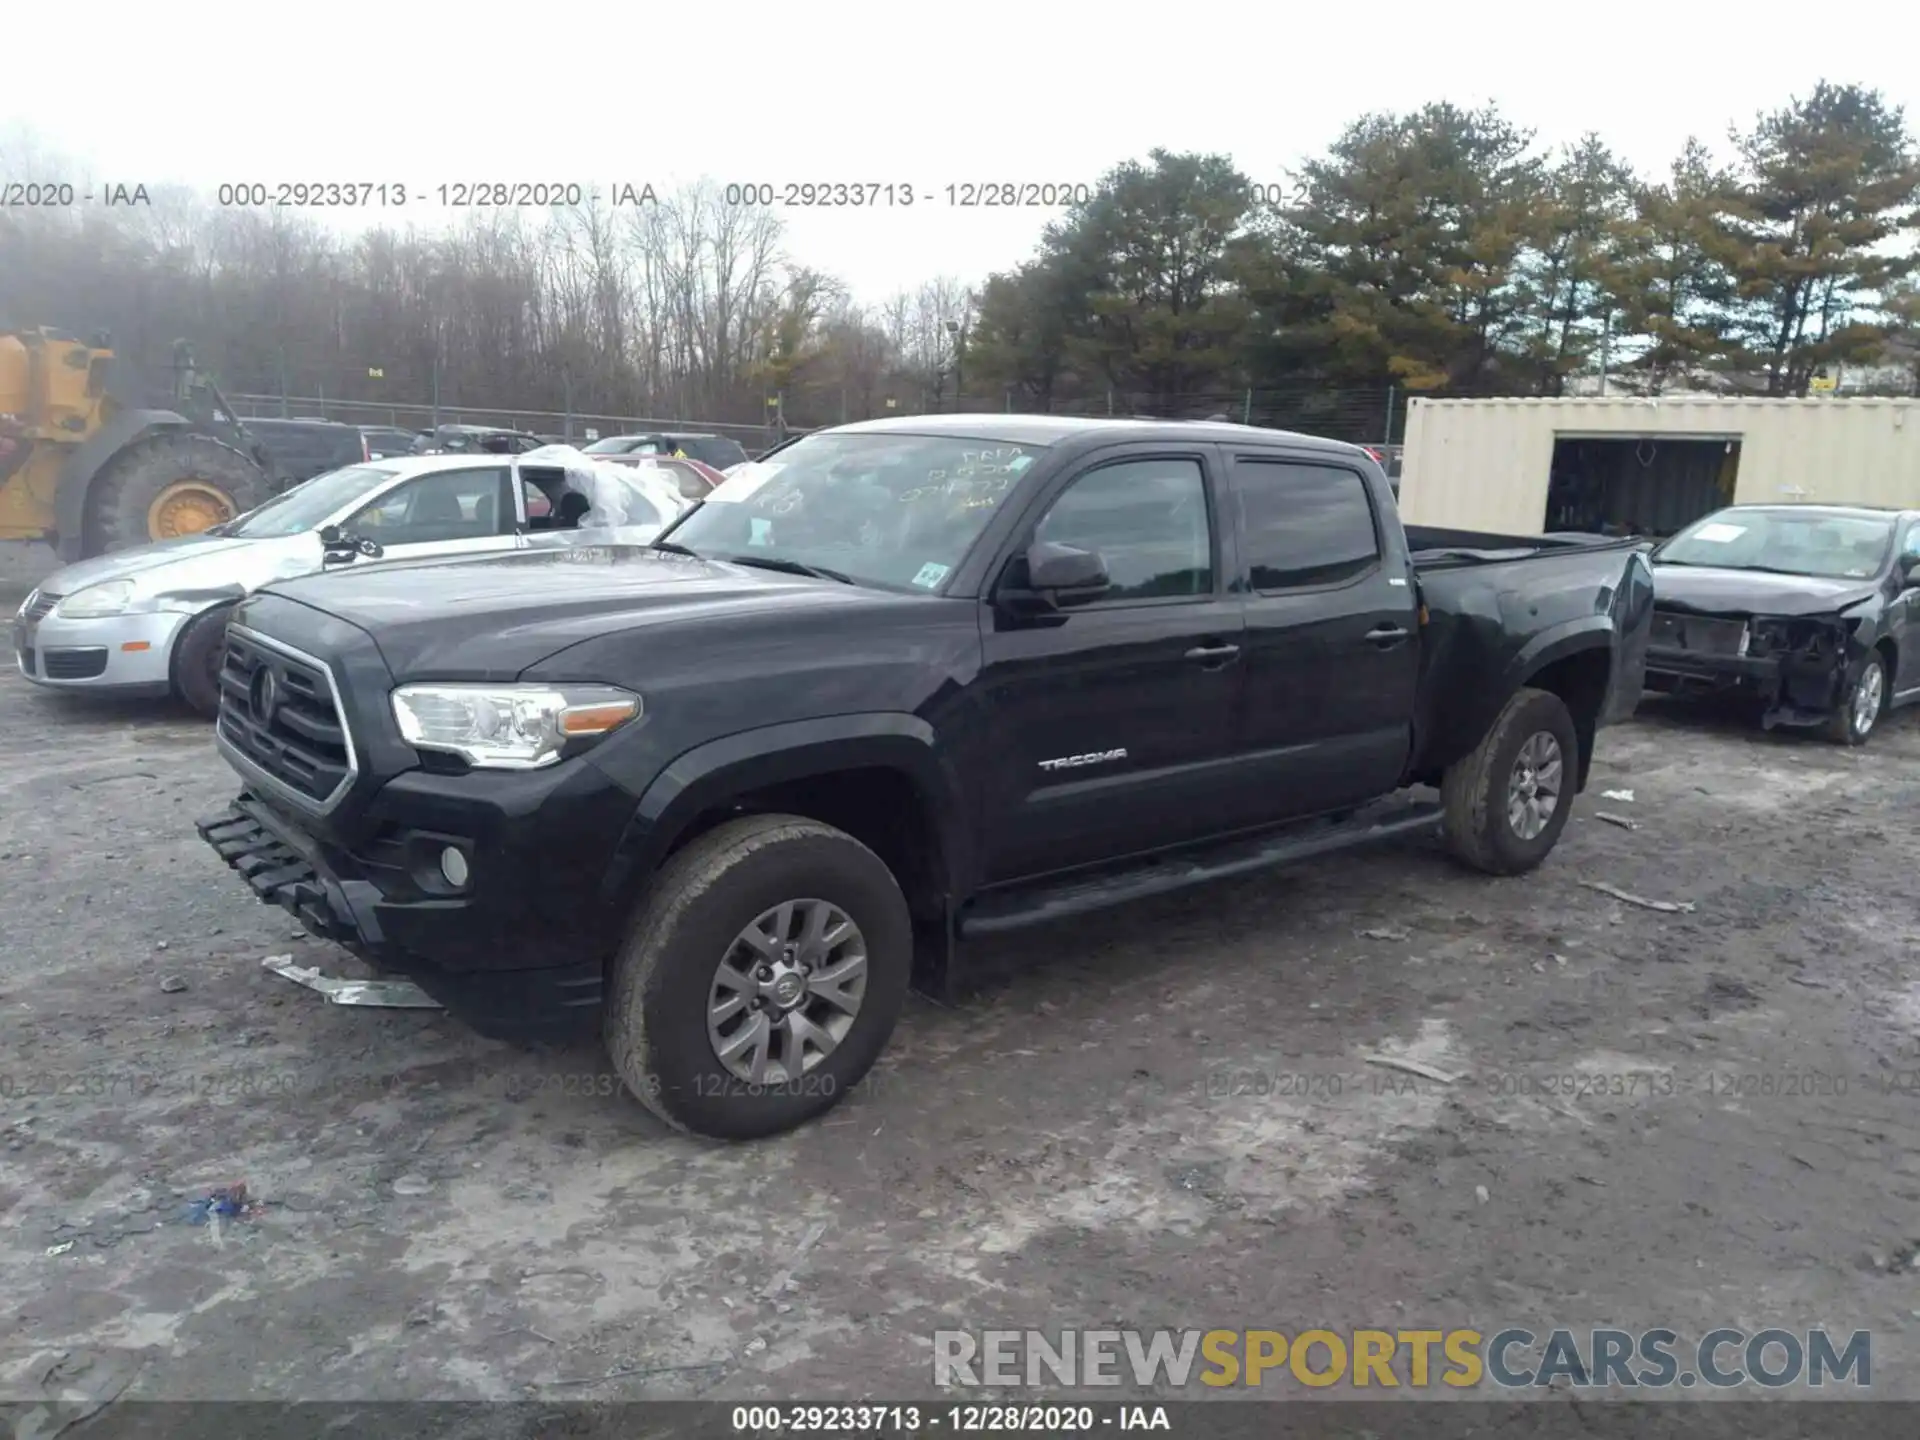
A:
12 449 692 716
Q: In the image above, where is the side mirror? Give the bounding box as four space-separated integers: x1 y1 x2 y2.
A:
1902 556 1920 589
1003 541 1110 611
319 525 383 563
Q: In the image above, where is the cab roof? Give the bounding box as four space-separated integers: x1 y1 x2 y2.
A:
823 412 1367 455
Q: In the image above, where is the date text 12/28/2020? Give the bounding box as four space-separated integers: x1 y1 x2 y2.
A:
196 180 1309 210
13 178 1313 212
718 181 1305 208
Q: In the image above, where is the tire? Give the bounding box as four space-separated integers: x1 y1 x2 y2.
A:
1824 652 1887 746
604 814 912 1140
171 604 234 719
1440 686 1580 876
85 432 270 556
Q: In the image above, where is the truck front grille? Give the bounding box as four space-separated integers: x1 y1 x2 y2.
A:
216 627 356 808
1651 609 1748 657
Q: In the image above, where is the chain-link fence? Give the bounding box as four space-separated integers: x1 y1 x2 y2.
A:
229 381 1448 454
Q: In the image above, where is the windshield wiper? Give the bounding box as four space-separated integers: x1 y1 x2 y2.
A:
721 554 855 585
648 539 702 558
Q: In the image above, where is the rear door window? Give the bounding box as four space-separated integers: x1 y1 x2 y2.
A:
1232 460 1381 591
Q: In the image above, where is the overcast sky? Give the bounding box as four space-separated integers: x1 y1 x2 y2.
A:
6 1 1917 303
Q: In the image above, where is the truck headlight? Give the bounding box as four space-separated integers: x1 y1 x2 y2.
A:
391 683 641 769
57 580 136 619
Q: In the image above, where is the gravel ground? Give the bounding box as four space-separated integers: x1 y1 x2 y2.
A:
3 538 1918 1414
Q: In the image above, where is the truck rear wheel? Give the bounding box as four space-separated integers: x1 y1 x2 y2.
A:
86 432 269 555
604 814 912 1140
1439 686 1579 876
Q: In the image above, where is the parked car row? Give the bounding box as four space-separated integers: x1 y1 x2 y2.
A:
237 419 759 479
12 446 696 716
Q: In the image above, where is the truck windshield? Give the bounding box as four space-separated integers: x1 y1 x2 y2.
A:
661 433 1044 591
1655 509 1894 581
225 464 397 538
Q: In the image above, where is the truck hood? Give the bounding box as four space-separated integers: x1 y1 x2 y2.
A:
256 543 889 678
1651 564 1877 618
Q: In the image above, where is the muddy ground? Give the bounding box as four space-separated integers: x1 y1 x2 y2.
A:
3 541 1919 1415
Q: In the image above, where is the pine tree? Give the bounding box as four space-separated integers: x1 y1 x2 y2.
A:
1275 102 1546 393
1609 139 1742 392
1718 82 1920 394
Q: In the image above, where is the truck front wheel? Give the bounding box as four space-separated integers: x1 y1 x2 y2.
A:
604 814 913 1140
1439 686 1580 876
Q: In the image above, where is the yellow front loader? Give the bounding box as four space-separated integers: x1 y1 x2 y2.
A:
0 327 278 561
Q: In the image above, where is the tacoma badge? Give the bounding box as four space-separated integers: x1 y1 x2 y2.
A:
1038 748 1128 772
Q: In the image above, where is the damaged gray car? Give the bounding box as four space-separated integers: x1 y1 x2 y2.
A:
11 450 692 717
1643 503 1920 746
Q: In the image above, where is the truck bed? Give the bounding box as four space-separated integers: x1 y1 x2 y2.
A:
1404 524 1648 570
1404 525 1656 789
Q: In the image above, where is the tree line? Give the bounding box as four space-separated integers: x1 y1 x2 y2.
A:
3 81 1916 447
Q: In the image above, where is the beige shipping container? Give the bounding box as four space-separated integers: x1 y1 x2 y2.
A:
1397 396 1920 537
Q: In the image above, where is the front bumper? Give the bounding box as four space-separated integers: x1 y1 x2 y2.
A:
1644 644 1847 727
196 786 618 1043
1645 645 1779 691
13 605 191 696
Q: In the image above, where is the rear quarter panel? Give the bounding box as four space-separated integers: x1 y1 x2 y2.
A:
1413 541 1652 777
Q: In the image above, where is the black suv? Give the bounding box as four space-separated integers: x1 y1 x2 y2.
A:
242 418 370 483
583 431 751 471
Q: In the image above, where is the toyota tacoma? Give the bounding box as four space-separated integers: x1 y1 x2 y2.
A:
197 416 1655 1139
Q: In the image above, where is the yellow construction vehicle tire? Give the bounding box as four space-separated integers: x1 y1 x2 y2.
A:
86 432 269 555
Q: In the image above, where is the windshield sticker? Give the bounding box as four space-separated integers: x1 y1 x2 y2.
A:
749 517 774 545
1693 522 1746 543
709 462 784 503
911 562 950 589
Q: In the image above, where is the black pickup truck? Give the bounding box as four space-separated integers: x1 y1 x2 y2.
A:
196 416 1654 1139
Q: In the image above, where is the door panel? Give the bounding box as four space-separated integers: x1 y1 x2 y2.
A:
976 452 1246 883
1226 457 1420 824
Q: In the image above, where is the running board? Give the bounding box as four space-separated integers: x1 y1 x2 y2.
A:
958 797 1445 937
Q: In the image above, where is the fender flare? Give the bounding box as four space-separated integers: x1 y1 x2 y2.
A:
1503 616 1619 697
1505 617 1619 791
599 712 970 906
53 408 193 560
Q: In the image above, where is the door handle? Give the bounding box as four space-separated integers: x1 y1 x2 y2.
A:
1366 625 1410 647
1184 642 1241 663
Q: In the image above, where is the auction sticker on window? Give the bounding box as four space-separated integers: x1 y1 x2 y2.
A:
912 562 950 589
708 462 784 503
1692 522 1746 543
